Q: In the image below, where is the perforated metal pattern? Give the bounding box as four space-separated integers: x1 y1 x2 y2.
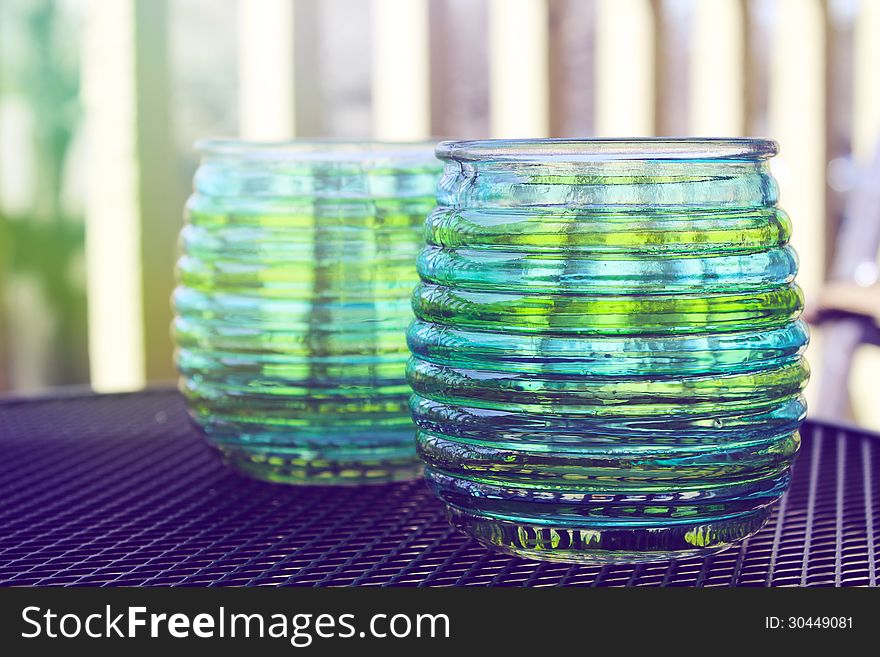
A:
0 390 876 586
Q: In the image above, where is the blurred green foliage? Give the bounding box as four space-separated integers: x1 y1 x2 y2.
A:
0 0 88 388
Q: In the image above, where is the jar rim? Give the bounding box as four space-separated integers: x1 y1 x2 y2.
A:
436 138 779 162
195 138 439 163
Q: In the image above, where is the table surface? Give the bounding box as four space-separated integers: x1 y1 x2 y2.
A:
0 389 876 587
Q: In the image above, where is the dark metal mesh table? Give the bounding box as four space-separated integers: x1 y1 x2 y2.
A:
0 390 876 586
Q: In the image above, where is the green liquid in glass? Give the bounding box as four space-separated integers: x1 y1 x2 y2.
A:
175 142 441 484
409 139 809 562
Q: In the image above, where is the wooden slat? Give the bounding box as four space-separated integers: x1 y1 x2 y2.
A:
314 0 373 138
81 0 146 391
428 0 490 139
741 0 774 136
237 0 296 139
651 0 693 136
292 0 322 137
595 0 654 136
690 0 744 136
292 0 373 139
547 0 596 137
372 0 430 140
488 0 549 138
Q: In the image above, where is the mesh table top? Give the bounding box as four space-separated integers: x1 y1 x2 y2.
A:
0 389 877 587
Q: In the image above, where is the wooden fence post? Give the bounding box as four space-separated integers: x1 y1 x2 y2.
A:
741 0 773 136
81 0 145 391
547 0 596 138
429 0 491 139
134 0 183 384
373 0 431 140
651 0 692 136
488 0 549 138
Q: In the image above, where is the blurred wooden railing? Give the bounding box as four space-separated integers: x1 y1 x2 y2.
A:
3 0 880 425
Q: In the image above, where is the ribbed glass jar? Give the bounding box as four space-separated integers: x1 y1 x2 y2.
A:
175 140 441 484
408 138 809 563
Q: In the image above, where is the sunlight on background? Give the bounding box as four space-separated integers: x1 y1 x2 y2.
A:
489 0 549 138
2 0 880 429
690 0 743 136
81 0 145 392
595 0 654 137
237 0 295 140
372 0 430 140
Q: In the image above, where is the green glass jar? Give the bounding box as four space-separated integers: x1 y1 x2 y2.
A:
175 141 440 484
409 138 809 563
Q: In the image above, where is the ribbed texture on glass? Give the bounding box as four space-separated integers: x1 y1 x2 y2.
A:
175 141 441 484
408 139 809 563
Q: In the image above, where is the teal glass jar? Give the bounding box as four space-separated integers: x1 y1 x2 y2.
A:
408 138 808 562
175 141 441 484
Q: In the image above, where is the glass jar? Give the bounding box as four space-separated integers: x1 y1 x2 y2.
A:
175 141 441 484
408 138 808 562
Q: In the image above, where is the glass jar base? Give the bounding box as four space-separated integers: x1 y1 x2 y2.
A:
447 506 771 564
218 446 423 486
